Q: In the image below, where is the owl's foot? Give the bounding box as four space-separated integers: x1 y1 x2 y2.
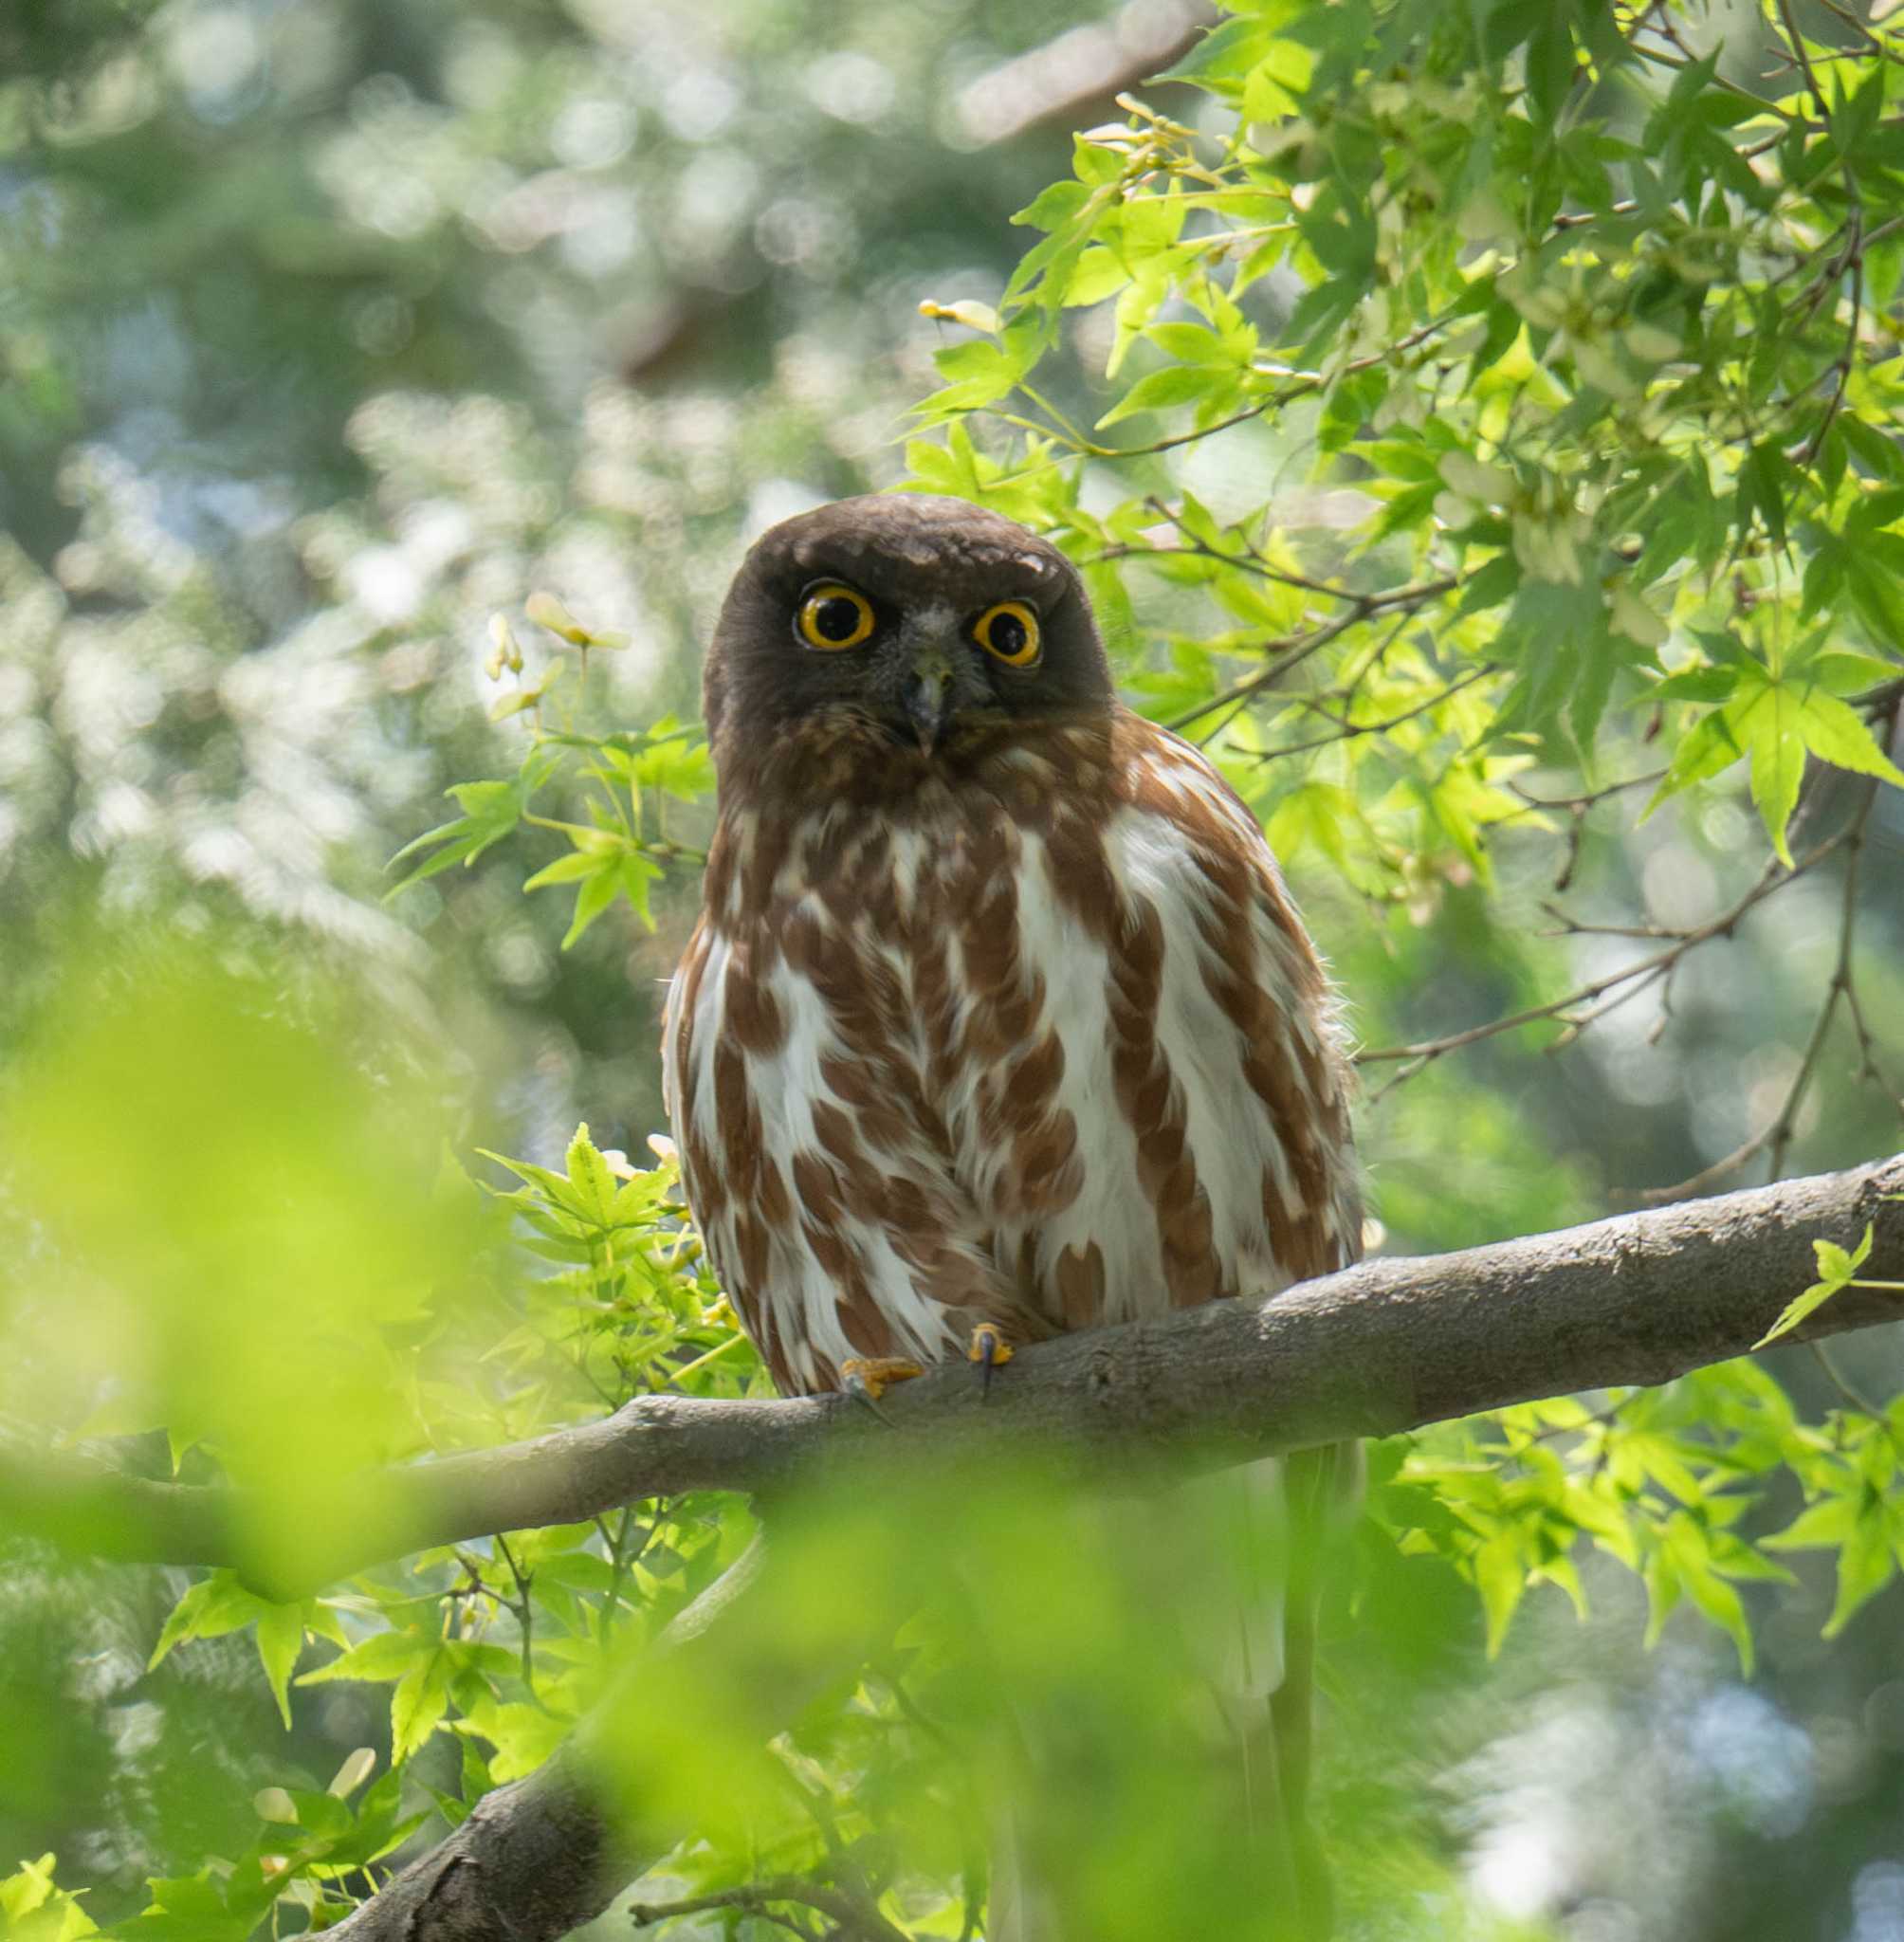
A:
840 1356 925 1416
968 1323 1015 1397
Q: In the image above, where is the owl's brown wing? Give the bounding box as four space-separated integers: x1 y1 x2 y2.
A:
951 710 1361 1329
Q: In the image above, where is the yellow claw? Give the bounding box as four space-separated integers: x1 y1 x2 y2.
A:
841 1356 925 1402
968 1324 1014 1394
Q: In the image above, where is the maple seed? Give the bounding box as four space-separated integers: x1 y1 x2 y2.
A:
485 613 522 678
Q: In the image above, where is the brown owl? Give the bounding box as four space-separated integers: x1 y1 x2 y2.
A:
664 492 1360 1397
662 491 1361 1937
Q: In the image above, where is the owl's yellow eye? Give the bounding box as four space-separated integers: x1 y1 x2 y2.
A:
796 583 876 650
973 600 1040 667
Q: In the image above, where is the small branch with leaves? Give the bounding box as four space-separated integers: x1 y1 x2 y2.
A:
389 593 714 948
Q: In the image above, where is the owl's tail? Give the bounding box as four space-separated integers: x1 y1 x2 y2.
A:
1267 1440 1358 1940
983 1443 1356 1942
1194 1445 1346 1942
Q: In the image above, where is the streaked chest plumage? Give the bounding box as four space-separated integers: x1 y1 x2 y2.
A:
663 709 1360 1397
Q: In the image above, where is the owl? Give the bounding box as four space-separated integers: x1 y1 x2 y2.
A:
663 491 1361 1939
663 492 1360 1400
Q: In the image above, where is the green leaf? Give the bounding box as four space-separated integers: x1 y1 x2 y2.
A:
1012 180 1090 233
1648 667 1735 705
1060 247 1131 309
300 1628 432 1687
1735 442 1790 551
387 779 528 896
629 734 716 802
1826 1505 1895 1636
566 1123 616 1223
1811 651 1903 696
1642 706 1742 821
461 1735 497 1807
1642 1546 1681 1648
1661 1512 1753 1672
1755 1224 1875 1347
614 851 664 933
1840 415 1904 479
1793 687 1904 789
149 1571 267 1671
1453 552 1521 617
254 1602 308 1730
1157 15 1272 82
286 1788 354 1841
1095 365 1225 430
465 1701 572 1784
520 849 603 890
0 1856 98 1938
1472 1527 1527 1656
1766 1493 1858 1550
1725 667 1804 865
561 858 624 948
392 1650 452 1762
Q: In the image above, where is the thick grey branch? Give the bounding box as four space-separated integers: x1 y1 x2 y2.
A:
314 1154 1904 1942
4 1155 1901 1598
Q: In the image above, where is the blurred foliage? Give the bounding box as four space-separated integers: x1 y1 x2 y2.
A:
5 0 1904 1938
1 940 764 1933
0 0 1184 1149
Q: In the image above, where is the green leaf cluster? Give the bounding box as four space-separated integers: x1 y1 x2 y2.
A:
108 1110 766 1936
906 0 1904 879
390 595 714 946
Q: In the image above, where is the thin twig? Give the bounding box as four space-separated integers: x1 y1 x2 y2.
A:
1548 962 1673 1052
1254 661 1499 762
493 1531 541 1703
1537 903 1685 943
631 1877 914 1942
1162 579 1458 733
1810 1340 1885 1419
1776 0 1831 116
1639 772 1886 1204
1075 313 1461 460
1505 768 1667 814
1359 822 1856 1086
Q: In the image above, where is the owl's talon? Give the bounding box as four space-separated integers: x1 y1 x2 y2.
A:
968 1324 1014 1398
843 1381 896 1427
840 1356 925 1412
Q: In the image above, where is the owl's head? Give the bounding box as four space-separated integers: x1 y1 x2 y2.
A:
703 494 1114 765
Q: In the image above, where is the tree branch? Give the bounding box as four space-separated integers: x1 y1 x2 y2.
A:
6 1157 1902 1596
305 1153 1904 1942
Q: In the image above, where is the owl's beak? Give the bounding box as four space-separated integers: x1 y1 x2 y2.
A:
902 653 955 755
